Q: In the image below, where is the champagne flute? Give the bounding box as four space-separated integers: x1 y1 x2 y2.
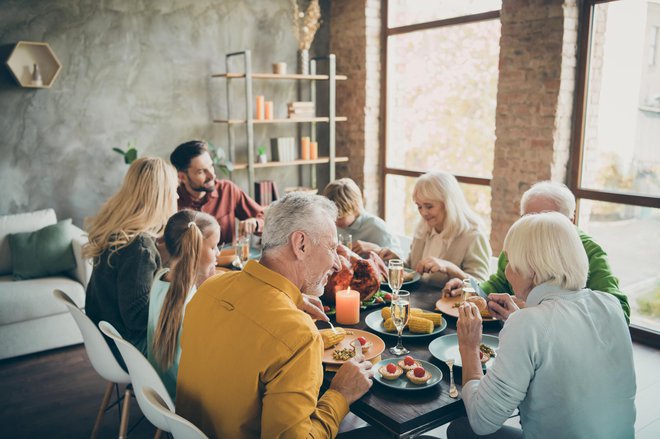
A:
387 259 404 297
389 290 410 355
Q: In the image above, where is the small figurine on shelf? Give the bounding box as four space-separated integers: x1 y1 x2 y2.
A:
257 147 268 164
31 63 43 87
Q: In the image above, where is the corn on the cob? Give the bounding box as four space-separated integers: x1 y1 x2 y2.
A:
381 307 392 320
410 308 425 316
382 317 397 332
416 312 443 327
407 316 434 334
320 327 346 349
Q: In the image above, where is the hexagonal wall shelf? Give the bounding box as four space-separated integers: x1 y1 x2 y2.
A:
5 41 62 88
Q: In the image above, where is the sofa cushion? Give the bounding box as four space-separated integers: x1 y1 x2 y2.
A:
0 209 57 275
9 219 77 280
0 275 85 325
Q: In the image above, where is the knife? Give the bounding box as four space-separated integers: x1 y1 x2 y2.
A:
468 277 489 300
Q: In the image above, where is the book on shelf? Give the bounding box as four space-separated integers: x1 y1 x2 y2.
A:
270 137 297 162
287 101 315 119
254 180 280 207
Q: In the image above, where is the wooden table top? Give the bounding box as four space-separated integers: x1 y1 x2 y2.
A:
320 282 502 438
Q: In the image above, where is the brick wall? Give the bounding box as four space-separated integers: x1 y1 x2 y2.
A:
329 0 381 213
490 0 579 252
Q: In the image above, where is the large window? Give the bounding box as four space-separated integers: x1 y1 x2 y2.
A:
572 0 660 335
382 1 501 237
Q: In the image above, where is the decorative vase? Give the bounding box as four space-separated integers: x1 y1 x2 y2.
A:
31 63 43 87
297 49 309 75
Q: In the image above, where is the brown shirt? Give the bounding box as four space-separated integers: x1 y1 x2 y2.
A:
177 179 264 245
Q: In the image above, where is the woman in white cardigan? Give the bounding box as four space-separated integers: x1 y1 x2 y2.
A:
379 172 491 286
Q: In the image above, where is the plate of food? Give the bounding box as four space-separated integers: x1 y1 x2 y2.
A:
373 358 442 390
320 328 385 365
381 268 421 288
435 293 497 321
364 308 447 338
428 333 499 369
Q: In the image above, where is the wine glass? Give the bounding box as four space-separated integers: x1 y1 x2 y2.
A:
238 236 250 268
389 290 411 355
339 233 352 250
387 259 404 296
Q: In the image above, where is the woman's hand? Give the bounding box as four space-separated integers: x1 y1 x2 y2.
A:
486 293 520 321
352 240 381 257
457 302 483 352
415 257 464 279
377 247 401 261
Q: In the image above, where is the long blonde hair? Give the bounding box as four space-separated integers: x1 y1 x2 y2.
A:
412 172 484 241
83 157 178 261
152 210 218 369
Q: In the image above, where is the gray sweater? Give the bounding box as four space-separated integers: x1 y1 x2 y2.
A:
85 234 161 366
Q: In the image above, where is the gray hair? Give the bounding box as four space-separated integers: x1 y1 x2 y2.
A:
520 181 576 220
504 211 588 291
261 192 338 252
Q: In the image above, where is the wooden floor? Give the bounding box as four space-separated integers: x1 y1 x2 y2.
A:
1 342 659 438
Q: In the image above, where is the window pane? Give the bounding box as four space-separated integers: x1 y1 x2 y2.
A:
580 1 660 197
577 200 660 332
386 21 499 177
388 0 501 28
385 174 491 241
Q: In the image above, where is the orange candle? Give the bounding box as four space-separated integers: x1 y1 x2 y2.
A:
265 101 273 120
335 287 360 325
310 141 318 159
301 136 310 160
255 95 265 120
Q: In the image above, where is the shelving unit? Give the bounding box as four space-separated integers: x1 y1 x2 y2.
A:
212 49 348 197
5 41 62 89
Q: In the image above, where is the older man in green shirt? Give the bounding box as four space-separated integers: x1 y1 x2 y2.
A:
443 181 630 323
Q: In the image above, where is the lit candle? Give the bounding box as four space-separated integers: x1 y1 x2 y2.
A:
310 141 318 159
301 136 311 160
255 95 265 120
335 287 360 325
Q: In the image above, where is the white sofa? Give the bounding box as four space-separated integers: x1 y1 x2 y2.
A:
0 209 92 360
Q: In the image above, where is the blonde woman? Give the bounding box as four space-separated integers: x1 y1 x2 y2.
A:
379 172 491 285
84 157 178 365
147 210 220 399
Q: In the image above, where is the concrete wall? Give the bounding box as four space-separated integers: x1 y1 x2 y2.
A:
0 0 330 226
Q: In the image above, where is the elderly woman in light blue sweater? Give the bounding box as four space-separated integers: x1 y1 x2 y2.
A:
450 212 636 439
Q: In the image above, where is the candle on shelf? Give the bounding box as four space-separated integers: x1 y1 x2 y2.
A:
310 141 318 160
255 95 265 120
301 136 311 160
265 101 273 120
335 287 360 325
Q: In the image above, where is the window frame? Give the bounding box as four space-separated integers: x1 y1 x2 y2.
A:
570 0 660 345
379 1 500 216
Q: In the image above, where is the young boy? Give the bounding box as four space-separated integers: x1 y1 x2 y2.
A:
323 178 401 257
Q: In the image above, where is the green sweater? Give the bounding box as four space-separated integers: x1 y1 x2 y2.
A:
481 229 630 323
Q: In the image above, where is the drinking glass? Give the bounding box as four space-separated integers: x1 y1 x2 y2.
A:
387 259 404 296
389 290 411 355
238 236 250 268
339 233 352 250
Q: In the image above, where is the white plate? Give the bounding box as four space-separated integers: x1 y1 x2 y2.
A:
428 334 499 369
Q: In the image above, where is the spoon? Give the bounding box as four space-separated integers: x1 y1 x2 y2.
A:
446 358 458 398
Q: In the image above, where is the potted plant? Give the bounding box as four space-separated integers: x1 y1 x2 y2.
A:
257 147 268 164
112 141 138 164
208 141 234 176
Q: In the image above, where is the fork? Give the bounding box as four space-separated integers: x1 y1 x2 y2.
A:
327 319 339 334
446 358 459 398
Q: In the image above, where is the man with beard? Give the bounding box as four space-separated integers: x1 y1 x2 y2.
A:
170 140 264 245
176 192 374 438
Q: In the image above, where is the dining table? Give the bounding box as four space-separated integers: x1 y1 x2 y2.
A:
319 280 503 439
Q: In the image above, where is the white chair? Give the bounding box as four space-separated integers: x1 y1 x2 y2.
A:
52 289 132 439
99 320 174 435
141 386 208 439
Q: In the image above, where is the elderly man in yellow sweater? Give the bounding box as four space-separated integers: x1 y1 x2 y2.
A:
176 192 374 438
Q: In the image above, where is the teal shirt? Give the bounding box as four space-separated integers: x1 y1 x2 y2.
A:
337 211 401 256
481 229 630 323
147 268 195 400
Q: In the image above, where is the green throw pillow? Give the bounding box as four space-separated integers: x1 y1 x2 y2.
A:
8 219 77 280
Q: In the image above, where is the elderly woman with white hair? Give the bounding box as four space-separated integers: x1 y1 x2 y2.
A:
379 172 491 285
448 212 636 439
443 180 630 323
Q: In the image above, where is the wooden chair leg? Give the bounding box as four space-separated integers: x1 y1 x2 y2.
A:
91 381 114 438
153 429 163 439
118 387 132 439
